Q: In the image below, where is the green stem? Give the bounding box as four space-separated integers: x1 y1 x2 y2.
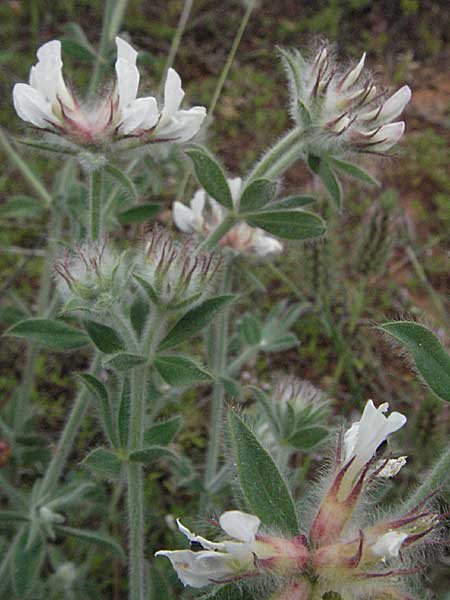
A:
127 307 166 600
89 0 129 98
208 0 257 118
247 128 307 182
15 210 63 432
200 213 236 250
159 0 194 95
89 168 104 241
38 354 100 502
404 445 450 511
0 126 52 207
201 259 234 509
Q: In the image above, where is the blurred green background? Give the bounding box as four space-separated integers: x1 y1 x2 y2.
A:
0 1 449 598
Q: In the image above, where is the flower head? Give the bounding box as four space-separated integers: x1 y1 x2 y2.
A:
13 38 206 147
135 226 220 310
173 177 283 256
55 241 129 312
281 43 411 155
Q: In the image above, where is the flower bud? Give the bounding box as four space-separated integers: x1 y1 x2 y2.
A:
135 227 220 311
55 241 130 313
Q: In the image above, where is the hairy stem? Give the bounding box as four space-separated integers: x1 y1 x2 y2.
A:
200 213 236 250
89 168 104 241
247 127 307 182
127 307 166 600
201 259 234 510
38 354 100 502
404 445 450 511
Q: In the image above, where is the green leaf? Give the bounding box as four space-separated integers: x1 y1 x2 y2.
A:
154 354 212 386
0 305 27 325
245 209 325 240
11 527 46 599
329 157 380 187
240 313 261 346
239 178 277 213
0 195 44 219
287 426 329 450
379 321 450 402
84 320 125 354
118 377 131 448
159 295 235 350
61 39 96 62
271 195 315 210
105 163 139 200
228 411 299 535
104 352 147 371
118 203 161 225
130 295 149 337
17 138 78 156
81 447 122 478
185 146 233 209
77 373 116 447
261 333 299 352
143 415 183 446
307 154 342 209
55 525 125 560
129 445 180 466
0 510 28 523
133 273 159 304
5 318 88 351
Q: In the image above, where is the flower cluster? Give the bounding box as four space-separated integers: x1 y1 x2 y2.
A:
134 226 221 310
282 43 411 155
13 38 206 147
157 400 442 599
55 241 129 312
173 177 283 256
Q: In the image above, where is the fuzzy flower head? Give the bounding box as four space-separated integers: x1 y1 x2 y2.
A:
173 177 283 256
156 510 309 589
281 43 411 155
135 226 221 311
13 38 206 147
55 241 129 312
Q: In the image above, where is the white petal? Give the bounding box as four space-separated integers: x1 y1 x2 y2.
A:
162 68 185 121
115 37 138 64
372 531 408 559
375 456 407 478
30 40 72 108
156 106 206 143
371 121 406 151
228 177 243 206
115 38 140 113
155 549 233 588
219 510 260 543
176 519 225 551
252 231 283 256
344 399 407 467
376 85 411 125
118 97 159 134
173 202 196 233
13 83 56 128
341 52 366 91
190 189 206 220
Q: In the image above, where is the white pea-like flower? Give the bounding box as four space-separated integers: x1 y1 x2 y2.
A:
281 44 412 155
13 38 206 146
173 177 283 256
371 531 409 559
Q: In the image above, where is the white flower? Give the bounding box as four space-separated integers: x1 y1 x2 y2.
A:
155 510 261 588
375 456 407 478
13 37 206 146
371 531 408 559
343 400 406 471
172 177 283 256
13 40 74 129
